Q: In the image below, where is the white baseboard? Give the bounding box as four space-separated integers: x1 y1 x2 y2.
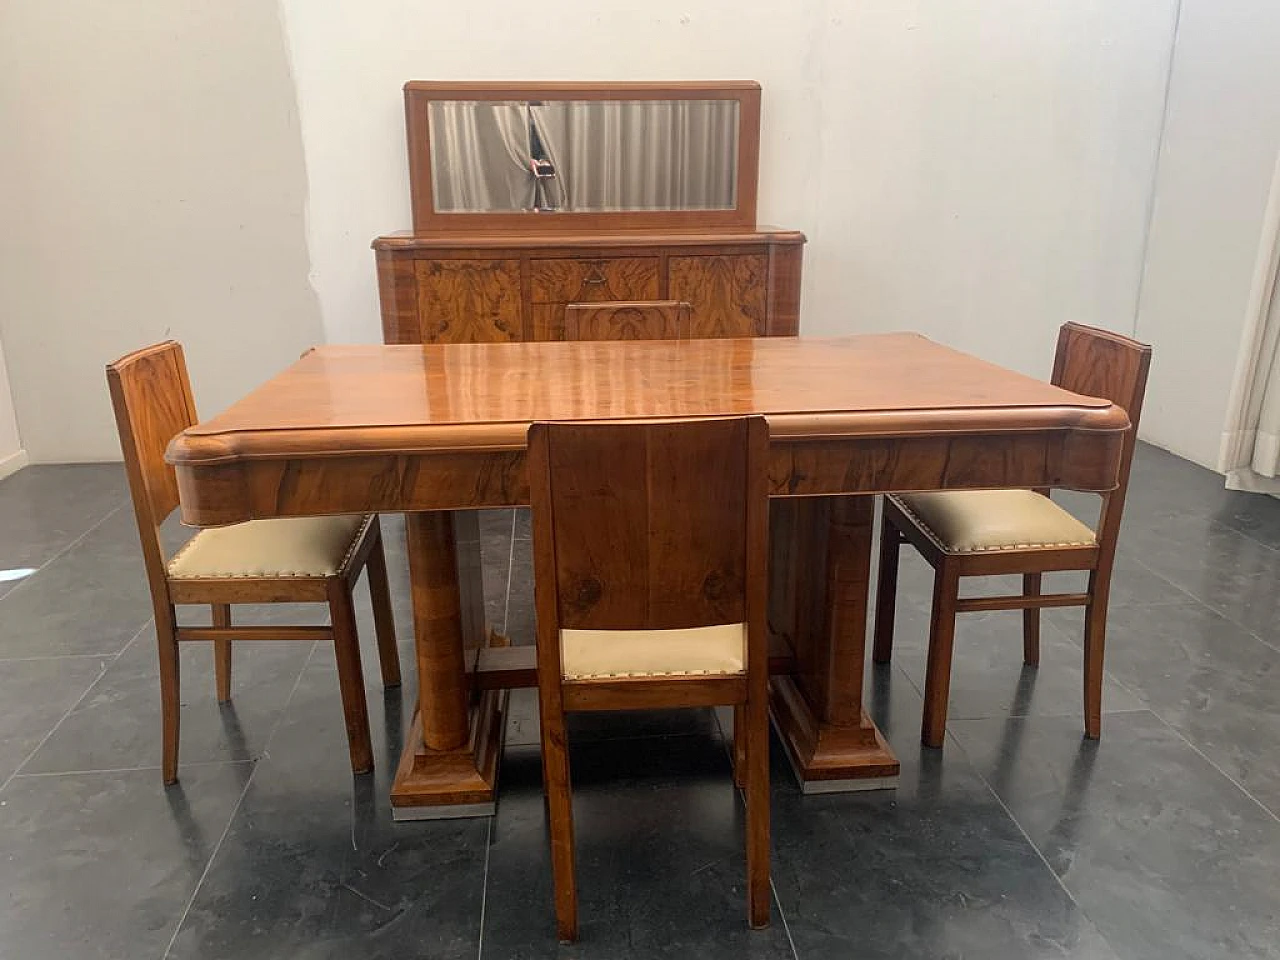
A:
0 449 29 481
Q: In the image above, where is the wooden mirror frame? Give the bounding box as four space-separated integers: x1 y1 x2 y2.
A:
404 81 761 234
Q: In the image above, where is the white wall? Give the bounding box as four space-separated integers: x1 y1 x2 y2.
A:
1135 0 1280 468
0 334 25 479
282 0 1178 383
0 1 323 463
9 1 1243 465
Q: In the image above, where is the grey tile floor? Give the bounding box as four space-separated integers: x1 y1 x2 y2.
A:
0 443 1277 958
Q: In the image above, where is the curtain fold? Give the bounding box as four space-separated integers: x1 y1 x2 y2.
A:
1219 149 1280 496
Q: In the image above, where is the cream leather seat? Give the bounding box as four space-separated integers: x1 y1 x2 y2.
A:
890 489 1096 554
560 623 746 680
168 515 368 579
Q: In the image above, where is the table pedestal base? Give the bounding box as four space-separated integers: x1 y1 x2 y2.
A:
769 675 900 790
390 689 507 820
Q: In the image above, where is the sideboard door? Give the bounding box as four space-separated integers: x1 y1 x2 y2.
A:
415 259 523 343
668 253 769 338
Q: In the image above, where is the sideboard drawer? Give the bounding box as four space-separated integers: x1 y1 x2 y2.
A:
530 257 660 304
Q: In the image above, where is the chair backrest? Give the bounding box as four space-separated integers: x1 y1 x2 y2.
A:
1050 322 1152 547
106 341 198 592
528 416 769 648
563 301 692 341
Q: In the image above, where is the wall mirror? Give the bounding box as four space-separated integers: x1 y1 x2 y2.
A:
405 82 761 233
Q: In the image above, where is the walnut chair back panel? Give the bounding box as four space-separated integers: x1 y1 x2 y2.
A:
107 342 198 588
1052 321 1152 503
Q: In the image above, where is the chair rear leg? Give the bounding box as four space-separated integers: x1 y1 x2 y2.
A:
921 564 960 748
732 704 747 789
156 607 181 784
211 604 232 702
872 507 902 664
1022 573 1042 667
745 688 771 929
1083 570 1111 739
327 580 374 774
364 522 402 688
539 702 578 942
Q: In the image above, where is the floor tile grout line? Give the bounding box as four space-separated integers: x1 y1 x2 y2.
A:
10 759 251 779
0 653 139 662
952 706 1154 722
946 727 1097 921
0 501 127 605
475 816 494 960
161 639 319 959
1038 604 1280 825
954 707 1279 958
1037 599 1221 722
1205 512 1280 558
770 877 802 960
0 618 148 795
1125 551 1280 656
954 705 1278 959
1144 709 1280 824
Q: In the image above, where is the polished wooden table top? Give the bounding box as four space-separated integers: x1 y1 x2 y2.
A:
171 335 1127 464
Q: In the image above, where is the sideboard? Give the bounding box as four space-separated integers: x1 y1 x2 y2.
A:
373 228 805 344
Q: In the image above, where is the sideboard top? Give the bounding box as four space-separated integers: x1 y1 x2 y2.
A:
372 226 806 252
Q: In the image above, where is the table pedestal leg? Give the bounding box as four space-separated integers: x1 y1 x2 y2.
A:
391 511 507 819
768 496 900 791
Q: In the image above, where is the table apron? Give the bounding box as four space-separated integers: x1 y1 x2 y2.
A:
175 428 1124 526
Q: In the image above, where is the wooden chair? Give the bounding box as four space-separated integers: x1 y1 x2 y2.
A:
106 341 400 784
563 300 692 341
528 417 771 941
872 323 1152 747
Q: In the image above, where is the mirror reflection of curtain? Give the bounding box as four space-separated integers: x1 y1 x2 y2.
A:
528 108 568 211
532 100 738 212
429 102 535 212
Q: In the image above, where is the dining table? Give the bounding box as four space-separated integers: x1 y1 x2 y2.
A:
166 334 1130 819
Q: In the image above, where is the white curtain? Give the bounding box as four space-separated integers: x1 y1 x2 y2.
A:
1219 149 1280 496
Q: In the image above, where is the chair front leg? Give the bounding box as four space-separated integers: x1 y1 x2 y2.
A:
212 604 232 702
327 580 374 774
921 563 961 749
1022 573 1042 667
